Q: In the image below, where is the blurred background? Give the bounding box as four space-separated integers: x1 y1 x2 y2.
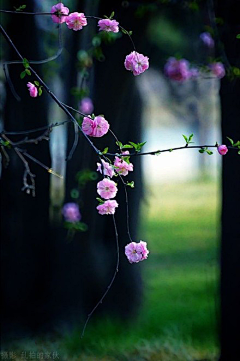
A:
1 0 239 360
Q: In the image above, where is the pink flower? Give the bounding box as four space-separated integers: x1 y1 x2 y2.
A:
209 62 225 79
97 178 118 199
82 115 109 137
125 241 149 264
79 97 94 114
97 160 115 178
218 145 228 155
164 57 191 82
124 51 149 76
114 156 133 176
66 12 87 31
97 200 119 215
98 19 119 33
51 3 69 24
62 203 81 223
200 32 214 48
27 82 38 98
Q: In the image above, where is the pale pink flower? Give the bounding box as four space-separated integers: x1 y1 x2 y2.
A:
51 3 69 24
200 32 214 48
82 115 109 137
218 145 228 155
62 203 81 223
66 12 87 31
97 160 115 178
125 241 149 264
79 97 94 114
164 57 191 82
97 178 118 199
97 200 118 215
98 19 119 33
114 156 133 176
124 51 149 76
27 82 38 98
209 62 225 79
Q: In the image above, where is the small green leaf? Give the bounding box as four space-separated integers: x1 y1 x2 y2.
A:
109 11 115 19
182 134 188 143
14 4 26 11
169 149 173 152
23 57 29 68
238 150 240 155
233 140 240 147
154 151 161 155
96 197 104 204
122 144 133 149
206 150 213 155
236 34 240 39
25 68 31 76
116 141 123 149
226 137 234 146
128 31 133 36
199 149 205 154
38 87 43 96
20 70 26 79
102 147 109 155
188 133 194 142
127 181 134 188
121 28 128 35
34 81 40 86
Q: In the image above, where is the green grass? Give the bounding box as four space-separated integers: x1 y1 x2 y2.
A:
2 180 220 360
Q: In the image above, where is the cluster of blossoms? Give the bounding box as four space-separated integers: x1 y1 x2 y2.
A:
125 241 149 263
114 151 133 176
124 51 149 76
82 115 109 137
51 3 87 31
96 178 119 215
62 203 81 222
164 57 225 82
218 145 228 155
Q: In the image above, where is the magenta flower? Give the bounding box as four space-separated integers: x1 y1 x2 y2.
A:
124 51 149 76
200 32 214 48
51 3 69 24
114 156 133 176
62 203 81 223
97 200 119 215
164 57 191 82
97 160 115 178
97 178 118 199
82 115 109 137
79 97 94 114
27 82 38 98
217 145 228 155
125 241 149 264
209 62 225 79
98 19 119 33
66 12 87 31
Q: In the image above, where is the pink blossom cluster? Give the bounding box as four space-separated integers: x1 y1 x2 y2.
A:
97 200 118 215
125 241 149 263
114 151 133 176
82 115 109 137
27 82 38 98
51 3 87 31
164 57 192 82
62 203 81 223
79 97 94 115
218 145 228 155
200 32 215 48
124 51 149 76
98 19 119 33
209 62 225 79
97 160 115 178
97 178 117 199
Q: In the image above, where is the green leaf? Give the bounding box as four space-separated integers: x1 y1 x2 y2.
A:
121 28 128 35
233 140 240 147
122 144 133 149
70 189 79 199
199 149 205 154
206 150 213 155
23 57 29 68
128 31 133 36
109 11 115 19
188 133 194 142
226 137 234 145
34 81 40 86
182 134 188 143
96 197 104 204
38 87 43 96
20 70 26 79
102 147 109 155
236 34 240 39
169 149 173 152
25 68 31 76
154 151 161 155
14 4 26 11
238 150 240 155
116 141 123 149
127 181 134 188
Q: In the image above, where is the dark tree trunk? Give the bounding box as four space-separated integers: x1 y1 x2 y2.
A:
217 0 240 359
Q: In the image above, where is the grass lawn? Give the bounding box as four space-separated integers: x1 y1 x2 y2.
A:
2 180 220 361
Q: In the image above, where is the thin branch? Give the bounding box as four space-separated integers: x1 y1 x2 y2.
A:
15 148 36 196
81 214 119 338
